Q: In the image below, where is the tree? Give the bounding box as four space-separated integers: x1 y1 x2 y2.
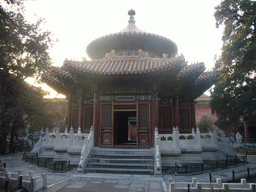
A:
197 115 214 133
0 1 54 154
210 0 256 133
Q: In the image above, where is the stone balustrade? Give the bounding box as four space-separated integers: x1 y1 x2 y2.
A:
0 169 47 192
159 127 235 155
30 127 92 165
77 126 94 172
31 127 89 154
169 178 256 192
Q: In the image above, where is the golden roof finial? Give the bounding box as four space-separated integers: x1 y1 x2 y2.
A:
128 9 135 24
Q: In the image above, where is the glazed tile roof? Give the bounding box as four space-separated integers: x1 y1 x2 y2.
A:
192 71 220 98
42 72 67 94
177 62 205 81
42 55 219 98
63 56 186 77
195 94 211 102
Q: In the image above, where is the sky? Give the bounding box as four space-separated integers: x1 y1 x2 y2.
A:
23 0 223 98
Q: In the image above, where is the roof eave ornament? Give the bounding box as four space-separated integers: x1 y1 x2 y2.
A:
128 9 136 24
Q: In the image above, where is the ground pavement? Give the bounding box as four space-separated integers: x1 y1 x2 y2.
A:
0 153 255 192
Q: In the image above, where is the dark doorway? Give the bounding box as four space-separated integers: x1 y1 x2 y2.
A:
114 111 136 145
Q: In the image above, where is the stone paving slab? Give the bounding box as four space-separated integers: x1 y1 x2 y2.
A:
1 153 256 192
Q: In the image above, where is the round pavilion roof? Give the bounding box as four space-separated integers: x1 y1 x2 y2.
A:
86 10 178 59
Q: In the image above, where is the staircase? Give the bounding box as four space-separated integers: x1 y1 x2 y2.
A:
84 147 154 175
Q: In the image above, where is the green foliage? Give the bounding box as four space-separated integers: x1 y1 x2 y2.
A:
211 0 256 132
197 115 214 133
0 2 55 154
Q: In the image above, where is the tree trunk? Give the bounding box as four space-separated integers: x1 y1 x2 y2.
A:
9 127 15 153
0 132 8 155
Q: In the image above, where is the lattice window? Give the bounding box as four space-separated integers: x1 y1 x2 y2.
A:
179 109 190 131
115 96 135 101
114 104 137 110
138 104 149 127
102 104 112 128
158 106 172 129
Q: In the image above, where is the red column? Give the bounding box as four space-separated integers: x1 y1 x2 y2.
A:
93 92 100 146
191 100 196 130
67 95 72 131
173 95 179 128
152 99 158 147
78 96 84 131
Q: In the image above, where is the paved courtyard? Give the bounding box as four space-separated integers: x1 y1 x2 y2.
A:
0 153 256 192
46 174 166 192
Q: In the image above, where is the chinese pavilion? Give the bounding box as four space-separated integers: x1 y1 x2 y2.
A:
42 10 219 149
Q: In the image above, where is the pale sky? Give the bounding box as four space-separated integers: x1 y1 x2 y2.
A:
23 0 223 98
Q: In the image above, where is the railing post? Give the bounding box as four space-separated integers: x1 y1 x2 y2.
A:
173 127 180 153
46 127 49 145
30 177 36 192
42 173 47 189
5 179 8 192
90 125 94 144
154 126 162 175
69 127 74 148
56 127 60 147
212 130 218 149
19 176 22 189
195 127 202 150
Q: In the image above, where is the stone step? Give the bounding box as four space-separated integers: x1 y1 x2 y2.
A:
87 162 154 168
90 157 154 163
92 153 153 159
84 147 155 175
85 167 154 174
92 148 153 153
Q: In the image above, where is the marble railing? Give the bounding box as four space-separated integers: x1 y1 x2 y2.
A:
77 126 94 172
154 127 162 175
169 178 256 192
31 127 89 153
159 127 234 154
